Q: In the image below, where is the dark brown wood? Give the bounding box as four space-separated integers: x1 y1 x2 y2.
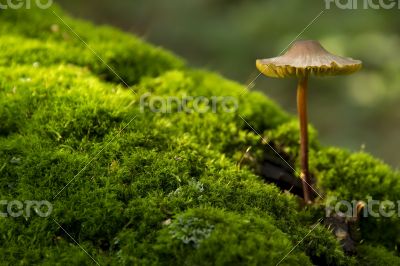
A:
259 157 303 197
297 75 312 203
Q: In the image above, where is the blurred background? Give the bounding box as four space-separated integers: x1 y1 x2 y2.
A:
55 0 400 168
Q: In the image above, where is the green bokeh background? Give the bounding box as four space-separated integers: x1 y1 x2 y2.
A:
56 0 400 167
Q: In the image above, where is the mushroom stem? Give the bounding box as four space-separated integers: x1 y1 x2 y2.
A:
297 74 312 204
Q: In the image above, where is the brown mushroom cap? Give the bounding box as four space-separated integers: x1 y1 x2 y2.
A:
256 40 362 78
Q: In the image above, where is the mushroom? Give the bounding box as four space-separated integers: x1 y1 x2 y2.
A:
256 40 362 203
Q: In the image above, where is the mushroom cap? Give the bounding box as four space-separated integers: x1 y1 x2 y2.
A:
256 40 362 78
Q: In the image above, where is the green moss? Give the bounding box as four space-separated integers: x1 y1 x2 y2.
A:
264 120 400 250
310 147 400 248
357 245 400 265
153 208 312 266
0 7 184 85
0 3 397 265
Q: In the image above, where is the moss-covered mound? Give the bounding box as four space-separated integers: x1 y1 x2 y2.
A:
0 5 399 265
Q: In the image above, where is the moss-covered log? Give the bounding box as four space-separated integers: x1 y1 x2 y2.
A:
0 4 399 265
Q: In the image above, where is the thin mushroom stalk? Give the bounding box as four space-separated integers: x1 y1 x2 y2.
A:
256 40 362 203
297 73 311 203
